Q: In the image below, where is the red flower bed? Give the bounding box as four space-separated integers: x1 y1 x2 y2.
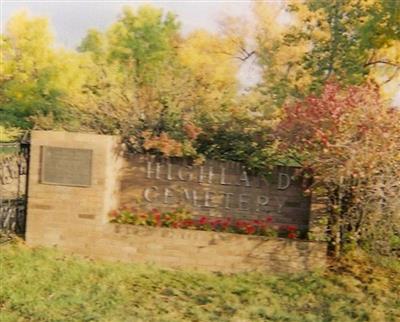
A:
109 207 299 239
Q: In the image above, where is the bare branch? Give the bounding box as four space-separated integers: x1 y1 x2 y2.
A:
382 67 400 85
364 60 400 68
211 47 256 62
236 49 256 62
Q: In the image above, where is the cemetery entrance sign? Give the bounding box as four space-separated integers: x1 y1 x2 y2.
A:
26 131 325 274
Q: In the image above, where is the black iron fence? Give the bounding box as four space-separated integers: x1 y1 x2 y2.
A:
0 198 27 235
0 138 29 239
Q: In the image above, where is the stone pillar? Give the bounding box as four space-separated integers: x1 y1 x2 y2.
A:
25 130 122 251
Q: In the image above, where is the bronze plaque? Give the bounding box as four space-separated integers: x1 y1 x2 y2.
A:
41 146 92 187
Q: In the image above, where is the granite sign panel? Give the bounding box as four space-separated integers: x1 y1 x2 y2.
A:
41 146 92 187
120 155 311 228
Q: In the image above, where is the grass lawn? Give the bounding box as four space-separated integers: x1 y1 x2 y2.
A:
0 241 399 322
0 145 19 155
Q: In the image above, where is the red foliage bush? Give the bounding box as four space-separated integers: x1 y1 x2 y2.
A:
276 82 400 255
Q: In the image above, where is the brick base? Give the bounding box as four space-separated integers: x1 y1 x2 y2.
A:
33 224 327 274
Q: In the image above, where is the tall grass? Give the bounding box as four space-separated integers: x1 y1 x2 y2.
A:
0 242 399 322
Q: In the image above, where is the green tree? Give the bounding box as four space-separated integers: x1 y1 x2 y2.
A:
0 11 87 129
77 5 242 159
247 0 400 107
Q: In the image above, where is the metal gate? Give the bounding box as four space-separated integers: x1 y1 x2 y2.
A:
0 134 30 239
